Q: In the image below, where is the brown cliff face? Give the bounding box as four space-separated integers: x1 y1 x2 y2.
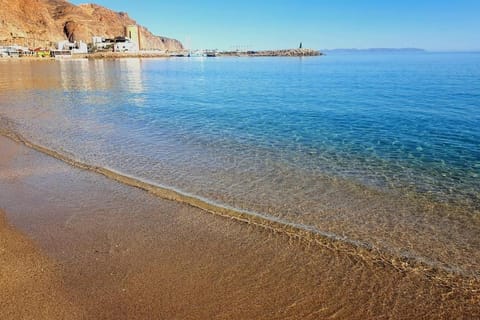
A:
0 0 184 51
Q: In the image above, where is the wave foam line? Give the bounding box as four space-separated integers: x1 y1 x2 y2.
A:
1 128 478 283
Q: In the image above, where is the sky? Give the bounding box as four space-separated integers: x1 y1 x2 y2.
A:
71 0 480 51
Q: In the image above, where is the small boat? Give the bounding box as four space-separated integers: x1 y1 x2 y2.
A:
205 51 217 57
188 50 207 57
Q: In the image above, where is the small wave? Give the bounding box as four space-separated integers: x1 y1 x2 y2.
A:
0 126 478 284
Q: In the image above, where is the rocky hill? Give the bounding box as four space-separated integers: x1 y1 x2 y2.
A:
0 0 183 51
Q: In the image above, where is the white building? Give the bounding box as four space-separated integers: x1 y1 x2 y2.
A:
113 37 139 52
92 36 139 52
0 45 30 57
0 47 8 57
92 36 112 51
92 36 103 45
57 40 88 54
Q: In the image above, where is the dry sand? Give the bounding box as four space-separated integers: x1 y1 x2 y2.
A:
0 135 479 319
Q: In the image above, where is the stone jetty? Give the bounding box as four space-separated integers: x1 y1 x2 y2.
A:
219 48 322 57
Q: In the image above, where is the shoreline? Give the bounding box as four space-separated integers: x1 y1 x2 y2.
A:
0 134 479 319
0 129 475 280
0 48 322 61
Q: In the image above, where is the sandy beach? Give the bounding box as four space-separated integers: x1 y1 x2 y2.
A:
0 210 80 318
0 134 479 319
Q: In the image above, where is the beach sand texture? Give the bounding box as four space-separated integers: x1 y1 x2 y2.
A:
0 210 81 319
0 135 479 319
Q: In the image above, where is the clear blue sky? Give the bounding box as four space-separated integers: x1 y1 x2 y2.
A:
71 0 480 51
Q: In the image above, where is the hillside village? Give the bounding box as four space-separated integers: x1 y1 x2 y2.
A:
0 24 152 58
0 0 184 58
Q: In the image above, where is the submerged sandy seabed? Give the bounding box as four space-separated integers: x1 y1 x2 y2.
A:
0 135 479 319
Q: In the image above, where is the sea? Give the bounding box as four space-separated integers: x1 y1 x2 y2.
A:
0 53 479 278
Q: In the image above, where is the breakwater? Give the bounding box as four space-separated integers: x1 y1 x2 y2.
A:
219 48 322 57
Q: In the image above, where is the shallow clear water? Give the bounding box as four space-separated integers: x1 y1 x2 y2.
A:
1 54 479 276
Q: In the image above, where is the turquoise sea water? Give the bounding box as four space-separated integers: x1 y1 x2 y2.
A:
1 53 479 276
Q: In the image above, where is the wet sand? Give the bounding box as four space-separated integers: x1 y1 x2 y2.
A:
0 134 479 319
0 210 80 319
